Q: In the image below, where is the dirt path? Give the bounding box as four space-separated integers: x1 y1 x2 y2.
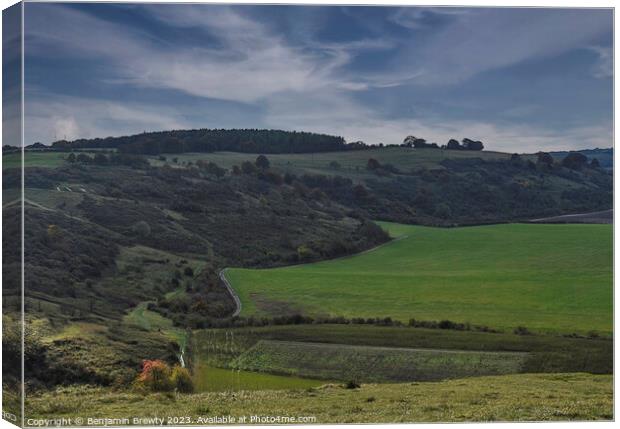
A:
219 268 242 317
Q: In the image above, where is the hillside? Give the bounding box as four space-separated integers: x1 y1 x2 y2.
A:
23 373 613 422
2 142 613 405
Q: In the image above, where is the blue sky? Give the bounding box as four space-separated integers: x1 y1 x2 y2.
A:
20 3 613 152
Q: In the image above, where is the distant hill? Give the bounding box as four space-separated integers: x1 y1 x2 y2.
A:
550 148 613 170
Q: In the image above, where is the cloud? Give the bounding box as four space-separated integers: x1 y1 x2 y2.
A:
23 4 612 152
26 4 395 104
588 46 613 79
24 94 191 143
398 8 613 85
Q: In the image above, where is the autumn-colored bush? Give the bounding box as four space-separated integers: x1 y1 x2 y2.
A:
135 360 194 393
171 365 194 393
135 359 173 392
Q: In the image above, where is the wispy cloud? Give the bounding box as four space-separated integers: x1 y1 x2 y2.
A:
24 4 612 151
588 46 613 79
397 8 613 85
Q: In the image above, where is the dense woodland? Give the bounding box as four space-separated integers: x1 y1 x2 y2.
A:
49 129 349 154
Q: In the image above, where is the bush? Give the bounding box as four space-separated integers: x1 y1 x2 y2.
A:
132 221 151 237
183 266 194 277
135 360 173 392
345 380 360 389
170 365 194 393
513 326 532 336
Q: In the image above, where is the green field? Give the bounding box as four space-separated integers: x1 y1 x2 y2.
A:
193 363 324 392
232 340 527 382
227 222 612 334
24 373 612 422
3 152 69 169
147 147 515 178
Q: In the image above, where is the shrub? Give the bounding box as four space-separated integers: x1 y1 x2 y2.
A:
170 365 194 393
183 266 194 277
132 221 151 238
513 326 532 336
345 380 360 389
135 359 173 392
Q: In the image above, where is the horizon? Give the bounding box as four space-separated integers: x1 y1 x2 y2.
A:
11 126 615 155
5 4 614 152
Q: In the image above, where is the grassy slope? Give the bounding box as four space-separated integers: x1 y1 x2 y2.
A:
25 373 612 422
148 147 513 177
228 223 612 334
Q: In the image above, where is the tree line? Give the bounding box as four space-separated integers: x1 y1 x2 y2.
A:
51 129 349 154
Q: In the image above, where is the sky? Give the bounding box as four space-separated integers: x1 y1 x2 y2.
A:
16 2 614 152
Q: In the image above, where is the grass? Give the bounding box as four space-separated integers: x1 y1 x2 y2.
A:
232 340 527 382
4 152 68 169
123 302 187 352
192 363 324 392
24 373 613 422
227 222 612 334
147 148 514 178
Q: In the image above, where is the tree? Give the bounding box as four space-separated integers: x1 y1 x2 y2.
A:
510 153 521 162
255 154 270 170
537 152 554 167
76 153 93 163
93 153 109 165
67 153 76 163
184 266 194 277
446 139 461 150
462 138 484 151
403 135 417 147
367 158 381 170
590 158 601 168
241 161 257 175
561 152 588 170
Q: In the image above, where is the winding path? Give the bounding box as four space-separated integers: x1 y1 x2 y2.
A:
219 268 242 317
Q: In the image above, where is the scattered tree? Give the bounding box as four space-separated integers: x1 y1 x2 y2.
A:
561 152 588 170
255 155 270 170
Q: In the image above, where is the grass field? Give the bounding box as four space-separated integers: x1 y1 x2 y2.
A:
147 147 515 178
193 363 324 392
3 152 68 169
232 340 527 382
24 373 612 422
227 222 612 334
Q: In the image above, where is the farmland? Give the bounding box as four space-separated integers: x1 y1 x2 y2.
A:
232 340 528 382
227 222 613 334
